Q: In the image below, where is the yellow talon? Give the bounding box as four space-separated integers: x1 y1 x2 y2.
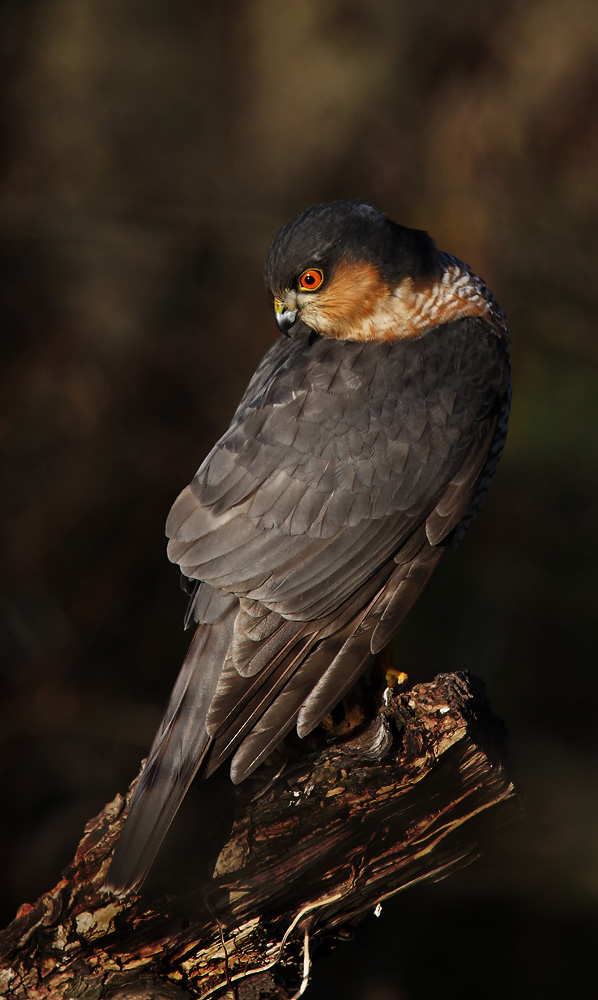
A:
385 668 408 690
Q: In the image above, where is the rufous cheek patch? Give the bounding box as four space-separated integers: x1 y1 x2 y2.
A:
300 256 507 345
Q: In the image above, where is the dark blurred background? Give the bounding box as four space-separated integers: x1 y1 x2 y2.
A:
1 1 597 997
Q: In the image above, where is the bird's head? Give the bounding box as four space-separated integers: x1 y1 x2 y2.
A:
263 200 438 341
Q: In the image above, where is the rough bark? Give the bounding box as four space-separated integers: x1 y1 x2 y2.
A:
0 672 518 999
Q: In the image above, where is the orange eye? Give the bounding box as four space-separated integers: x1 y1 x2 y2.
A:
298 268 324 291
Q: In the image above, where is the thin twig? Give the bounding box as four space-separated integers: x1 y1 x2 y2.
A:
197 892 345 1000
289 927 311 1000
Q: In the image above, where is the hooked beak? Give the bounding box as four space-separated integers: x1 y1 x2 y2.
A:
274 297 298 336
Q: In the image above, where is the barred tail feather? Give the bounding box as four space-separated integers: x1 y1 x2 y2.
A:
105 609 235 894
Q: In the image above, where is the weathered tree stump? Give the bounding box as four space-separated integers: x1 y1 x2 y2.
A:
0 672 518 999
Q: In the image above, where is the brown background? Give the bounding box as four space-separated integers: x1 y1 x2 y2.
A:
1 2 597 997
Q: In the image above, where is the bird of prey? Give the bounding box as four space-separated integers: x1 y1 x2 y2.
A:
106 200 511 893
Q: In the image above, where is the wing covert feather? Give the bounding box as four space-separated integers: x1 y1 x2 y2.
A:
168 320 508 622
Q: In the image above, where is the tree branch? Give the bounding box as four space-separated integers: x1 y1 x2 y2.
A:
0 672 519 999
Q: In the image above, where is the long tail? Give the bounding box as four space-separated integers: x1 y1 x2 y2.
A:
105 608 235 894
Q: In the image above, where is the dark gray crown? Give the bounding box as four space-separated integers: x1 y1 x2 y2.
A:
264 200 436 296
